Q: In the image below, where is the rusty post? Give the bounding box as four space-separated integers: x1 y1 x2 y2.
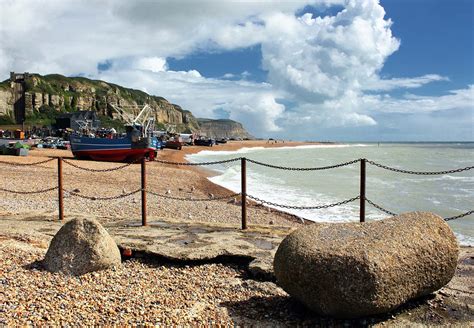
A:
57 157 64 221
241 157 247 230
360 158 366 223
141 157 147 226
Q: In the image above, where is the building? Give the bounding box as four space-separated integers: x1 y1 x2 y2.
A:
54 111 100 131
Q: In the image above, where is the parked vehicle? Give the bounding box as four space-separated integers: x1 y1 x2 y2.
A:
164 138 183 150
194 138 215 147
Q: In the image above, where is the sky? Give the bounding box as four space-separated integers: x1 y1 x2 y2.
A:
0 0 473 141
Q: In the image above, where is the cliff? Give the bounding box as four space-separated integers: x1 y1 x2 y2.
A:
0 73 200 132
197 118 253 139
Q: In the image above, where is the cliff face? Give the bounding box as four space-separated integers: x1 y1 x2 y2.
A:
0 74 200 132
197 118 253 139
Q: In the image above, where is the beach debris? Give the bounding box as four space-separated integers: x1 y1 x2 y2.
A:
132 198 138 204
188 214 193 220
72 188 81 193
208 193 214 199
274 211 459 319
165 189 171 194
122 188 127 194
228 198 237 204
43 218 121 275
269 220 274 225
190 186 196 192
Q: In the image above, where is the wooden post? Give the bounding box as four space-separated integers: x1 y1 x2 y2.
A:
360 158 366 223
241 157 247 230
141 157 147 226
57 157 64 221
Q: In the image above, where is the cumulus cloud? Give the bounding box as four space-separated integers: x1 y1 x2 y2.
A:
0 0 471 139
93 68 285 134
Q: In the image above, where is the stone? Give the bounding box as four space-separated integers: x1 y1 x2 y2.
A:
43 218 121 275
273 212 459 319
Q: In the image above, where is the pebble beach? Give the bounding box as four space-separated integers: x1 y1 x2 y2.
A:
0 140 473 326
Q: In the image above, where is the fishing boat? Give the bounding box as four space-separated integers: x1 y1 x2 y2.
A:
70 104 159 162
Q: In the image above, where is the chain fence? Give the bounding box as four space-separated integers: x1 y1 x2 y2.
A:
246 194 360 210
0 157 56 166
0 186 58 194
365 198 473 222
367 160 474 175
65 188 141 200
155 158 241 166
62 158 139 172
0 155 472 223
246 158 361 171
147 190 240 202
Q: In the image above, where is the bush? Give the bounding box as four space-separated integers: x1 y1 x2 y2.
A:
0 115 15 125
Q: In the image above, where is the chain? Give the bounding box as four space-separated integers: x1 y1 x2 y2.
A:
0 157 56 166
246 194 359 210
367 160 474 175
444 210 474 221
62 158 139 172
0 186 58 194
246 158 361 171
154 158 242 166
147 190 241 201
365 198 473 221
365 198 397 216
65 188 141 200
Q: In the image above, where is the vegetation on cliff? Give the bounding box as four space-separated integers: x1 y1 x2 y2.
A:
0 74 198 132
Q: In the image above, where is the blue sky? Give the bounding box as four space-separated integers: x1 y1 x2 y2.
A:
1 0 473 141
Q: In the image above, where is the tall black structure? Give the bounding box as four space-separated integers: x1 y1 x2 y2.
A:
10 72 29 124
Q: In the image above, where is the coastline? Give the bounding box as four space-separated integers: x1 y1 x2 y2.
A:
0 141 472 325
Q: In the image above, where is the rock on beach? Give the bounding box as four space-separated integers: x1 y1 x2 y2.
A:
273 212 459 318
43 218 121 275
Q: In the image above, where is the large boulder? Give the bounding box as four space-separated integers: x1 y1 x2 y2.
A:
44 218 121 275
274 212 459 318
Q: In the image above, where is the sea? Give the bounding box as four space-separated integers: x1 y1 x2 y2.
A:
187 142 474 246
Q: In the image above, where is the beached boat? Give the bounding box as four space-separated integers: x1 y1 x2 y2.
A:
70 125 158 162
70 104 159 162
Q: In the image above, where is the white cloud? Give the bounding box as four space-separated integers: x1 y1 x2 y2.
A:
0 0 471 140
133 57 167 73
93 68 285 135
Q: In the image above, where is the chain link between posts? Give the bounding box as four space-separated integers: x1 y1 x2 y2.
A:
367 160 474 175
246 158 361 171
65 188 141 200
62 158 139 172
365 198 473 221
147 190 241 202
0 157 56 166
246 194 360 210
0 186 58 194
154 158 242 166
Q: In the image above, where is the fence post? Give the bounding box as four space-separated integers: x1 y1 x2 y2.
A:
241 157 247 230
141 157 147 226
360 158 366 223
57 157 64 221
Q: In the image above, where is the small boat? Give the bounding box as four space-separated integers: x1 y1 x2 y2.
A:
70 104 159 162
70 125 158 162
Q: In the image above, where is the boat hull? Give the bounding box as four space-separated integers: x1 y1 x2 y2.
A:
70 134 156 162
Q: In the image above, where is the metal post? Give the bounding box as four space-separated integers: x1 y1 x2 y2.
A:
360 158 366 223
241 157 247 230
141 157 147 226
57 157 64 221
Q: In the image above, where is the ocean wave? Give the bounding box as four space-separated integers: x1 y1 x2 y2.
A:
454 232 474 247
187 143 372 160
